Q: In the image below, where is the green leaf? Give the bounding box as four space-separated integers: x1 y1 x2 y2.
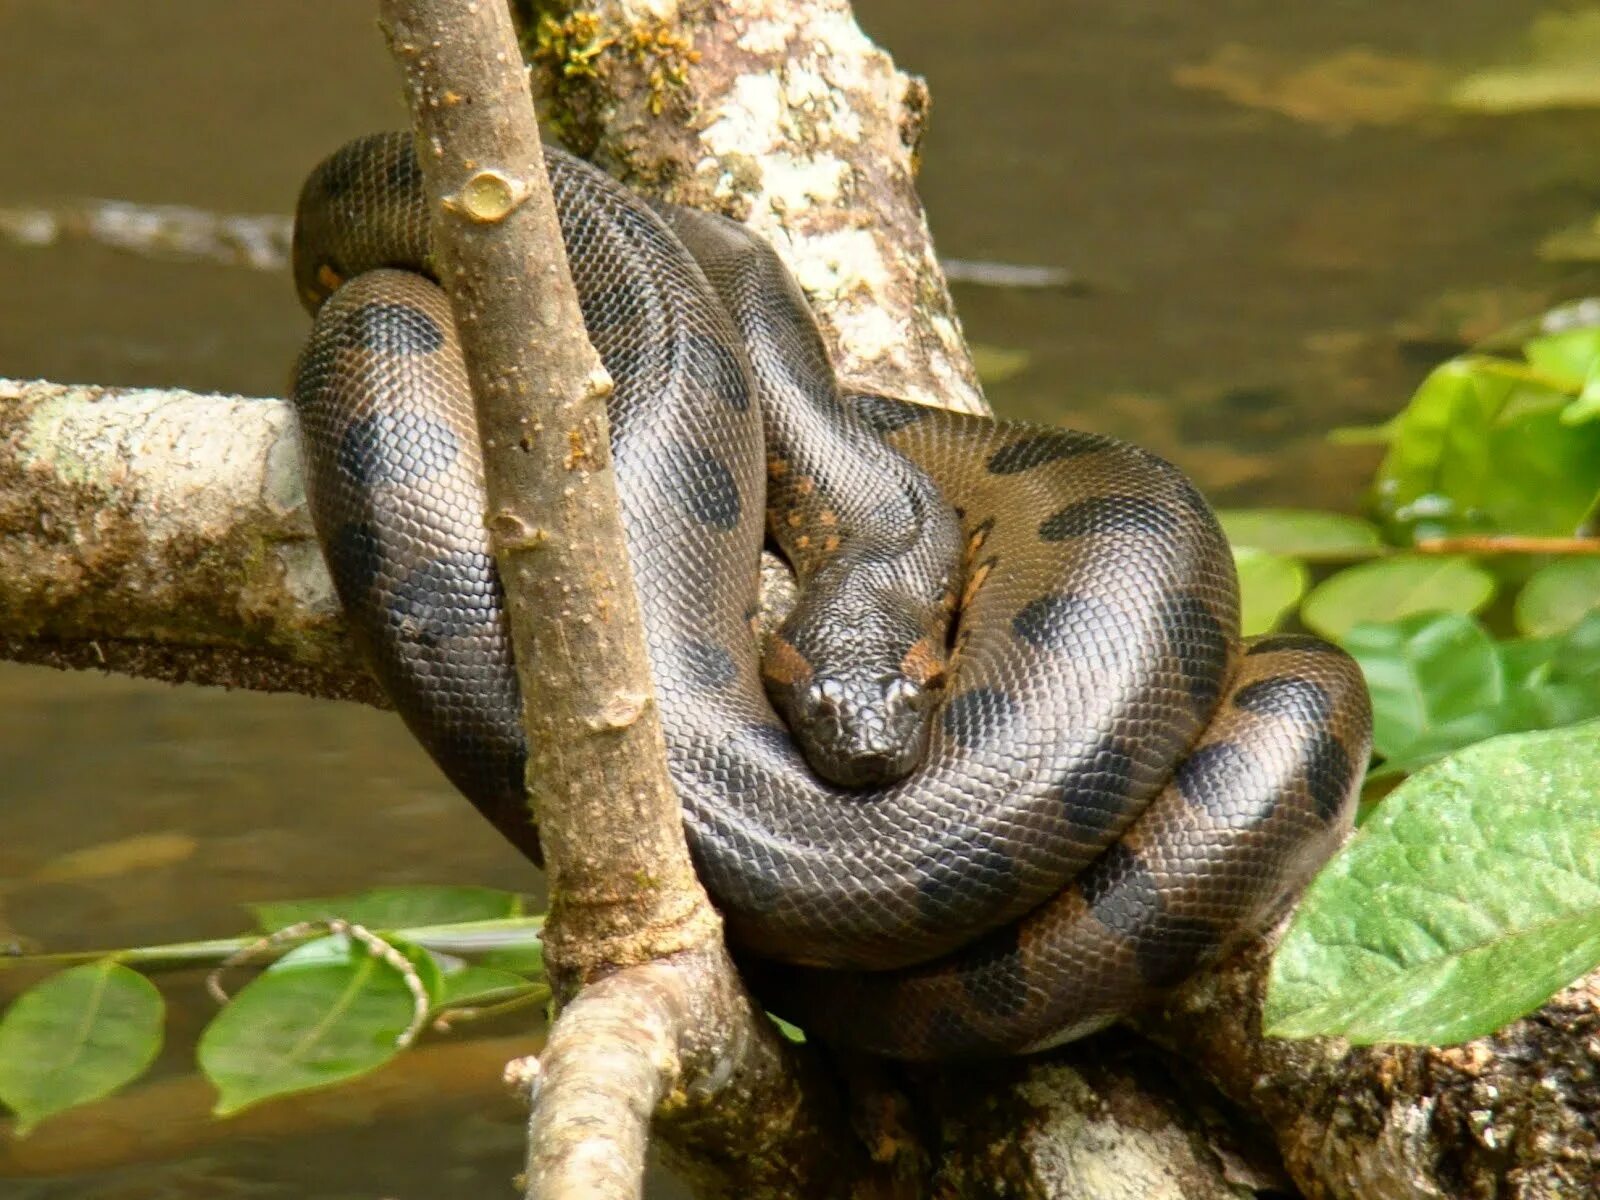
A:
1523 328 1600 391
1266 721 1600 1044
436 965 542 1010
0 961 163 1133
199 935 432 1115
1301 555 1495 641
1233 547 1310 636
250 885 523 934
1515 558 1600 637
1342 613 1506 770
1370 358 1600 539
1218 508 1384 560
768 1014 807 1044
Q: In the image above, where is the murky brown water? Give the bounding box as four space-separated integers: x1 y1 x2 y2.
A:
1 1 1595 1195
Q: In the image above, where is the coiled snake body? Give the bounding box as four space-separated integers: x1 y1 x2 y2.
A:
291 134 1372 1059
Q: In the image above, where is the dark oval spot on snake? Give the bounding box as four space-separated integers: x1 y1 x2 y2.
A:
345 300 446 355
1247 634 1344 657
1233 676 1333 723
328 520 385 601
681 638 738 690
666 445 743 531
922 1002 992 1051
1038 495 1179 541
1175 742 1276 830
1302 730 1355 824
1055 731 1138 842
1079 844 1222 987
956 922 1030 1019
850 394 930 434
318 143 365 200
336 410 461 489
1081 842 1161 942
1133 914 1226 989
1011 592 1118 653
388 551 502 645
986 429 1108 475
1157 591 1230 714
940 686 1020 749
913 841 1020 924
383 146 424 197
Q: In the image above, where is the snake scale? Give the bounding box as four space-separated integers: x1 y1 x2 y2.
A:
290 133 1372 1059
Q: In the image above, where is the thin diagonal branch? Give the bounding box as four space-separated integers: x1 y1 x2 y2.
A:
371 4 874 1198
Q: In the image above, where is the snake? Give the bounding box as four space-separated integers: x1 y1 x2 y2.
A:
289 132 1372 1060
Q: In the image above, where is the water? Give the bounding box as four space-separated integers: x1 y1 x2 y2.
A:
0 1 1592 1194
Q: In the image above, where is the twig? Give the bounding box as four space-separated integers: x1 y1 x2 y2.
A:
1414 534 1600 555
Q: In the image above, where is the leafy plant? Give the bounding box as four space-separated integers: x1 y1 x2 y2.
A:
0 886 547 1128
1266 721 1600 1044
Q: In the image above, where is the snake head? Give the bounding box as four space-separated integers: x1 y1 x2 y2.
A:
771 661 941 789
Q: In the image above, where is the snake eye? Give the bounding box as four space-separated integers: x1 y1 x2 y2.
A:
883 676 924 714
805 678 846 718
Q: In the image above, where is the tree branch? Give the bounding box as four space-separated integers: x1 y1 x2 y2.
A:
372 4 874 1197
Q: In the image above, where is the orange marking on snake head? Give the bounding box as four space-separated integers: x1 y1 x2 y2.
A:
767 455 789 478
966 516 996 559
818 510 838 527
822 534 841 553
795 534 812 550
960 557 996 610
316 263 344 294
796 476 816 497
786 511 804 528
900 636 948 689
761 634 813 689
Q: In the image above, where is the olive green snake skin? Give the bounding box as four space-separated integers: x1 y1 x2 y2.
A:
289 133 1372 1059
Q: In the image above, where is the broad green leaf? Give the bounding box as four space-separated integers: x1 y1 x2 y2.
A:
1342 613 1505 769
1515 558 1600 637
1233 547 1309 636
402 917 546 975
250 885 523 934
1523 328 1600 391
0 961 163 1133
436 965 542 1010
1370 358 1600 539
269 933 444 1002
1562 382 1600 425
1266 721 1600 1044
1218 508 1383 560
1301 555 1494 641
199 935 433 1115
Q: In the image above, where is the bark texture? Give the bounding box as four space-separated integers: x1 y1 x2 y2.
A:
517 0 985 418
1143 939 1600 1199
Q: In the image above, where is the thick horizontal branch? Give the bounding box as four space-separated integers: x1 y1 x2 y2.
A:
0 378 378 703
